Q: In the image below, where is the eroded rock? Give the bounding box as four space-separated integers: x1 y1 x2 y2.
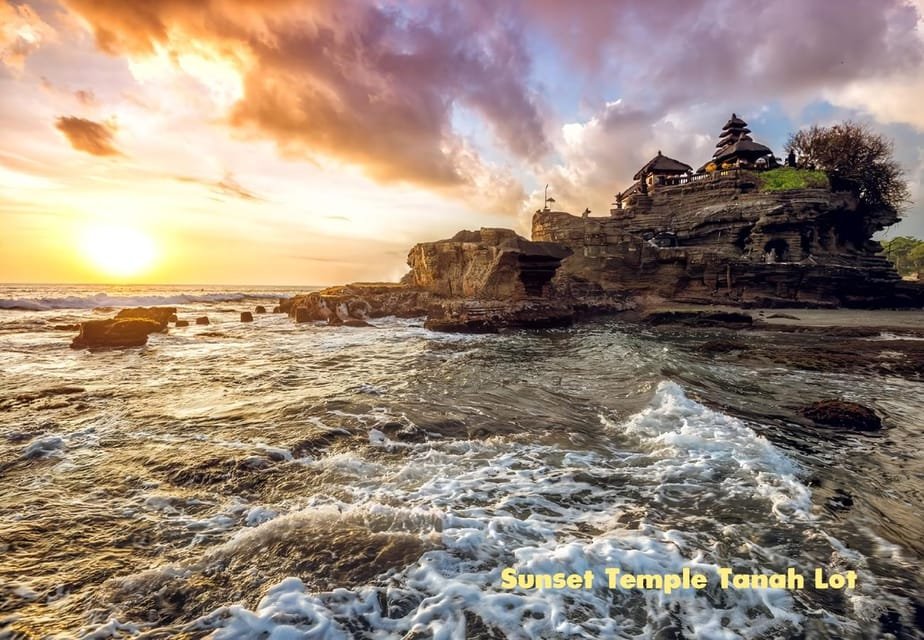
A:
71 318 163 349
114 307 177 330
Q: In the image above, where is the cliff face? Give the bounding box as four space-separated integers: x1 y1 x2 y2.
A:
404 228 572 299
288 228 585 332
533 177 921 308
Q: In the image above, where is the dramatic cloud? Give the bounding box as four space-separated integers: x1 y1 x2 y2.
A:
0 0 54 70
62 0 546 211
54 116 120 156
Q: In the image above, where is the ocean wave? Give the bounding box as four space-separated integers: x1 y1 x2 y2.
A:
0 292 284 311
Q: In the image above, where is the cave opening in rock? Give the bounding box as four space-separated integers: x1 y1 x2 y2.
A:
517 255 560 296
763 238 790 262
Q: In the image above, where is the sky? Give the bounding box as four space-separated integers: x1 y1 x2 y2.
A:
1 0 924 286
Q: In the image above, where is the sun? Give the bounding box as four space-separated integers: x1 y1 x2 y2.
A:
80 224 158 278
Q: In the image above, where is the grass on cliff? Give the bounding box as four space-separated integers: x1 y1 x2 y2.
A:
758 167 829 192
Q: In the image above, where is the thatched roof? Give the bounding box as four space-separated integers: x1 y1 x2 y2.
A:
721 113 748 130
633 151 692 180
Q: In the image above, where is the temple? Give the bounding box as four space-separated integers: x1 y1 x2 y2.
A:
614 113 779 209
705 113 778 171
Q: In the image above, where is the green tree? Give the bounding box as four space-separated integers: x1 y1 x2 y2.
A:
883 236 924 275
785 121 910 213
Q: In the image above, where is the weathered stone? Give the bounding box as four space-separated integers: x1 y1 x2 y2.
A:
195 316 210 326
114 306 177 329
801 400 882 431
406 228 572 299
533 182 923 308
255 305 267 314
71 318 163 349
241 311 254 322
175 320 189 327
289 283 431 323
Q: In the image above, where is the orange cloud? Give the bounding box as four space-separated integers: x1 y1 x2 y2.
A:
62 0 543 210
0 0 55 70
55 116 121 156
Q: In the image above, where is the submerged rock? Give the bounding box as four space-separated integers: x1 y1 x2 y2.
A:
255 305 267 314
175 319 189 327
343 319 373 328
801 400 882 431
70 318 163 349
643 310 753 327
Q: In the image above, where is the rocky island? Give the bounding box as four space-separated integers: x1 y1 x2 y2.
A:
285 114 922 333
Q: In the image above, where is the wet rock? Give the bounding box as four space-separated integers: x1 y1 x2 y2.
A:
70 318 163 349
643 310 753 327
51 323 79 331
195 316 210 326
767 313 800 320
327 315 343 326
800 400 882 431
114 306 177 330
168 313 178 323
175 319 189 327
272 306 281 313
425 299 574 333
240 311 254 322
255 305 267 314
289 283 430 323
343 319 373 328
278 297 295 314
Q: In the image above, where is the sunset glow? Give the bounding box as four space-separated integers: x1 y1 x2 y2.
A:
0 0 922 285
79 224 157 278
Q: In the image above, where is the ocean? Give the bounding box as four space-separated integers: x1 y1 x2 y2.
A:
1 284 922 639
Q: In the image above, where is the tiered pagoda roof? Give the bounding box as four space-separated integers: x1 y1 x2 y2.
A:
708 113 775 168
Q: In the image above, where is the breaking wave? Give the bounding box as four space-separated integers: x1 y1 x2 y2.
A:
0 292 284 311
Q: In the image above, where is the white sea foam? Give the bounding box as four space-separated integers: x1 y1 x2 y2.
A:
196 382 816 639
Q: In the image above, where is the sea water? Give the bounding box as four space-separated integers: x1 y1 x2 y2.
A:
1 285 922 639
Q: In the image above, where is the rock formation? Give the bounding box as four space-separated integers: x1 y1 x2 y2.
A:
71 318 164 349
533 174 922 308
114 306 176 329
287 229 581 331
